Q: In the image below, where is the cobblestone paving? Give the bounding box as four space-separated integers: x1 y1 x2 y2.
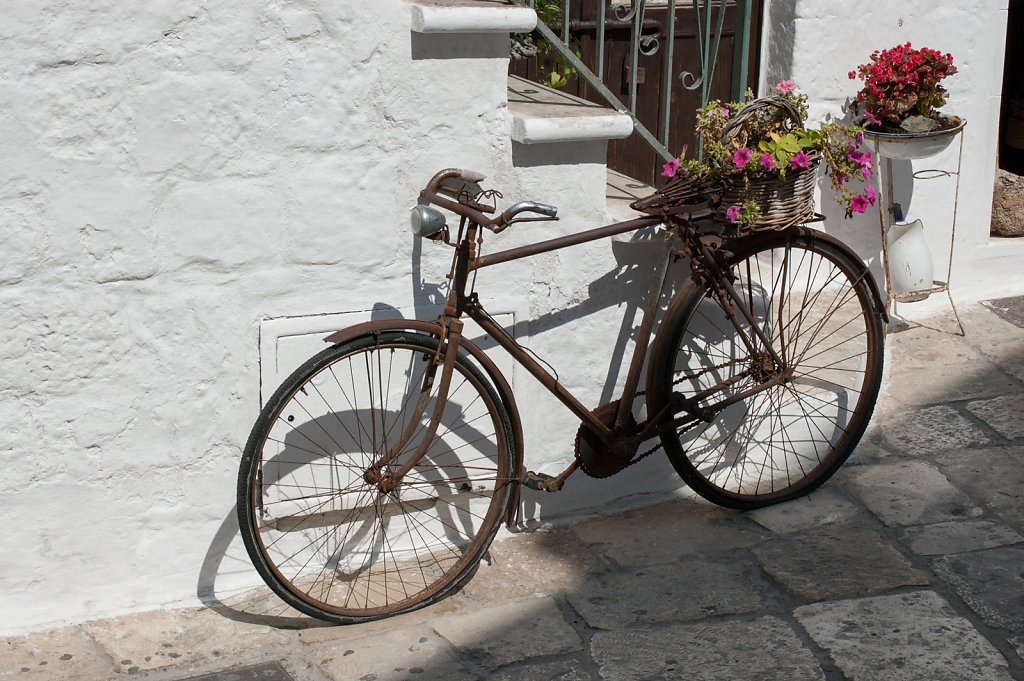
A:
3 305 1023 681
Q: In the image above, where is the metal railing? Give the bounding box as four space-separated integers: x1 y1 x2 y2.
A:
516 0 754 161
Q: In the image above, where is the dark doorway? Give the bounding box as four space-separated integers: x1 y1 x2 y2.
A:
1000 0 1024 174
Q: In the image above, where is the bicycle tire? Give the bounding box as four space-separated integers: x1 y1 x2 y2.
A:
647 229 884 509
237 330 513 623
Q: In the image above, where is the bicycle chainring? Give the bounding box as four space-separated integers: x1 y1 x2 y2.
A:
575 401 639 479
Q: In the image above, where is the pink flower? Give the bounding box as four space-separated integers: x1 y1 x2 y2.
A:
864 184 877 205
661 158 680 178
848 149 873 172
758 153 775 170
850 194 870 213
721 107 730 119
864 111 881 126
733 148 752 168
726 205 741 223
861 164 873 180
855 130 865 146
790 151 811 170
776 79 797 93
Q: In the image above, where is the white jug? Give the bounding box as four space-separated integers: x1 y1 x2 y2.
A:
885 218 934 302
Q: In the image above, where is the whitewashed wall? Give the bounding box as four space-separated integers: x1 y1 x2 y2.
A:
0 0 690 634
760 0 1019 314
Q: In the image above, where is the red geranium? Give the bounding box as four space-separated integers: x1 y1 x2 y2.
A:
849 43 957 128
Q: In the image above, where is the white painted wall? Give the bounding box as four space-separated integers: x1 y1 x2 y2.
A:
0 0 690 633
759 0 1020 315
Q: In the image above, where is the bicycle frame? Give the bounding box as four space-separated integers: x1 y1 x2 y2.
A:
416 209 793 491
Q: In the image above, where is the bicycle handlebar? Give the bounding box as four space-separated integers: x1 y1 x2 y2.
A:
420 168 557 233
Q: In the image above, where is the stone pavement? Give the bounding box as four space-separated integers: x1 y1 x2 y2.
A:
4 303 1024 681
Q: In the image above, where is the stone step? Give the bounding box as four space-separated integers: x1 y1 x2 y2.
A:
507 74 633 145
407 0 536 34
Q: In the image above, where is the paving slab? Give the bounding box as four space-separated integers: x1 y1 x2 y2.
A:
931 446 1024 519
431 595 582 669
839 459 983 526
877 404 993 455
310 624 474 681
900 518 1023 555
0 626 113 681
747 486 862 534
933 545 1024 634
752 523 928 602
458 526 606 605
966 394 1024 439
566 554 766 629
81 607 296 675
795 590 1012 681
568 500 765 567
486 657 593 681
967 302 1024 383
590 616 824 681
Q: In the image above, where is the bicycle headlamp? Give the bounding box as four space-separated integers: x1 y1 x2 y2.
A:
410 205 447 238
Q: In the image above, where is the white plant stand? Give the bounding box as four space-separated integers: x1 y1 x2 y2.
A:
869 124 966 335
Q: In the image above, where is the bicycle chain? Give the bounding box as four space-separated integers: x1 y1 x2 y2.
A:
606 357 743 473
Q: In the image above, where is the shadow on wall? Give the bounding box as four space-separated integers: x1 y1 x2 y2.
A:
761 0 796 86
198 226 693 626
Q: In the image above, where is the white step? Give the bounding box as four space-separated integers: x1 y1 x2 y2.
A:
407 0 536 33
507 74 634 145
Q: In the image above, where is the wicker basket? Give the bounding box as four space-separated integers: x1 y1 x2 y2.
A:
710 96 820 231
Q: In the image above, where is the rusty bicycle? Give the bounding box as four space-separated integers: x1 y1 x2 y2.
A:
237 166 886 624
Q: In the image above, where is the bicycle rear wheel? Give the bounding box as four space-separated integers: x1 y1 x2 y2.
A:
237 330 513 623
648 229 884 509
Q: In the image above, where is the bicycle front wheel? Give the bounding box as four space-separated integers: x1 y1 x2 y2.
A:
648 229 884 509
237 330 513 623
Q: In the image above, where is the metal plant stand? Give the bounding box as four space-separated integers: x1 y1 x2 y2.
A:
871 127 966 335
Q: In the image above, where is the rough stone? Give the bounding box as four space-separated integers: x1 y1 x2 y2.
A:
590 617 824 681
933 545 1024 633
879 405 993 455
431 596 582 669
900 519 1023 555
81 607 294 673
310 624 475 681
568 501 765 567
796 590 1012 680
486 657 592 681
966 394 1024 440
752 523 928 601
566 555 766 629
748 487 862 534
931 446 1024 518
991 168 1024 237
840 460 983 526
459 526 607 605
0 626 113 681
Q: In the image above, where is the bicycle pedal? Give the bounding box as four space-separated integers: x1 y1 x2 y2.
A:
522 471 558 491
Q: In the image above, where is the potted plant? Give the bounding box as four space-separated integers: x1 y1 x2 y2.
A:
657 81 877 230
848 43 965 159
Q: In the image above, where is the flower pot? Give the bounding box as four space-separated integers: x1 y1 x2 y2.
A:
863 119 966 160
885 218 934 301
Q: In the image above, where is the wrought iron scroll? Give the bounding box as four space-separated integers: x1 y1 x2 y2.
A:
515 0 754 161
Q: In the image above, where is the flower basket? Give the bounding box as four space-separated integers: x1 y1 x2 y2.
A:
712 154 820 230
710 96 820 230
